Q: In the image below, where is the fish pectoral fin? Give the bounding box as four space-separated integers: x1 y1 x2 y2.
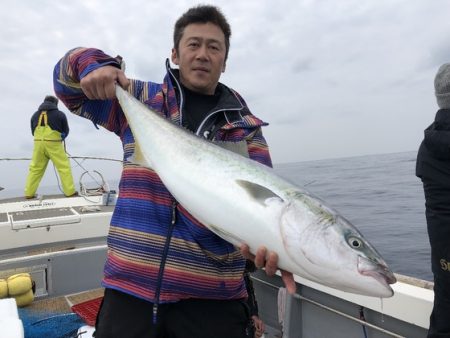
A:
127 141 153 168
236 179 285 206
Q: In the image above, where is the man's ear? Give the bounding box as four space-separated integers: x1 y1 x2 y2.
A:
171 48 179 65
222 61 226 73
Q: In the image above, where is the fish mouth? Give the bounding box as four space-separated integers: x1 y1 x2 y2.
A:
358 256 397 288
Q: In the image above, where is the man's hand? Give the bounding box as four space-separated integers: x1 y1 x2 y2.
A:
80 65 130 100
240 244 297 294
251 315 265 338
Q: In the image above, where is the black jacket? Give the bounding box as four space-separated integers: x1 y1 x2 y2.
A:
416 109 450 188
30 100 70 138
416 109 450 243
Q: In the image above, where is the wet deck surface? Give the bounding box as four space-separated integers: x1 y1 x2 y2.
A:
24 288 104 314
10 207 77 221
0 194 69 204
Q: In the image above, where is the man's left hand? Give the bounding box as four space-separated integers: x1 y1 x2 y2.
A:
240 244 297 294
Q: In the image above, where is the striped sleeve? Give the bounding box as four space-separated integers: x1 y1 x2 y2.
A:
232 90 273 168
53 47 127 136
246 127 273 168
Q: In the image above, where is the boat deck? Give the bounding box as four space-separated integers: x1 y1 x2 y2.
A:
22 288 104 315
0 194 70 204
0 192 115 258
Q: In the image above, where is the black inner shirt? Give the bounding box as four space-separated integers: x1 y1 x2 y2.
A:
181 85 221 133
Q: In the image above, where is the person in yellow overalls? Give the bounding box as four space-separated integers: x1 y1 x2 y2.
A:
24 95 77 199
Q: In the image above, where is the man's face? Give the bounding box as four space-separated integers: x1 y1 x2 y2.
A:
171 22 227 95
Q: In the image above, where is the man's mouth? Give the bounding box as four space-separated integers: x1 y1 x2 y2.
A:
193 67 209 73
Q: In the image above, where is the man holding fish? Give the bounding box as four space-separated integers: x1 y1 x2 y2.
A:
55 3 397 337
54 5 293 338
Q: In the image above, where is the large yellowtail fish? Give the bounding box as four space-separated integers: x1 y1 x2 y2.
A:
115 85 396 297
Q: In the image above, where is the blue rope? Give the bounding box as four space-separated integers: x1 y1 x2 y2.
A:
20 309 85 338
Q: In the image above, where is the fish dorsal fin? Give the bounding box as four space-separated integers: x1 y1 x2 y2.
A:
128 141 153 169
236 179 284 205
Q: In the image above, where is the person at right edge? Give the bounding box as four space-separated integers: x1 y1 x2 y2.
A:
416 62 450 338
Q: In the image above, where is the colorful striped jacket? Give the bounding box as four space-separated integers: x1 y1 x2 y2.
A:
53 47 273 304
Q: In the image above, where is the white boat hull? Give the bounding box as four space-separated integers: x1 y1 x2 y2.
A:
0 193 433 337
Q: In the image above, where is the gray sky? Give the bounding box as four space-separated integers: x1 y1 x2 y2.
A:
1 0 449 188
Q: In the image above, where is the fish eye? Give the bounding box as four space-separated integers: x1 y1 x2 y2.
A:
348 236 363 249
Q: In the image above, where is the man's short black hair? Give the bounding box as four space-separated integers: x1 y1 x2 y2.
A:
173 5 231 61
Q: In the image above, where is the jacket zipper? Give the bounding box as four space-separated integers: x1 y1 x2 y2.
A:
195 88 246 139
152 200 178 324
196 108 242 139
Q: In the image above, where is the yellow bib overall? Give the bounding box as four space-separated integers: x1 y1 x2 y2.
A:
24 111 76 197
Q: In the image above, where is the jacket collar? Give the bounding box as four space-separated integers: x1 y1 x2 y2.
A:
161 59 268 138
164 59 244 122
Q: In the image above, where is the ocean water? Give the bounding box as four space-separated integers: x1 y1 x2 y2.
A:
1 151 431 281
274 150 431 281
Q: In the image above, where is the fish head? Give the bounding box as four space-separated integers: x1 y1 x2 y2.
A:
280 191 396 297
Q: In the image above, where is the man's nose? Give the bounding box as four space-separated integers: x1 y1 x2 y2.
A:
196 45 209 60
